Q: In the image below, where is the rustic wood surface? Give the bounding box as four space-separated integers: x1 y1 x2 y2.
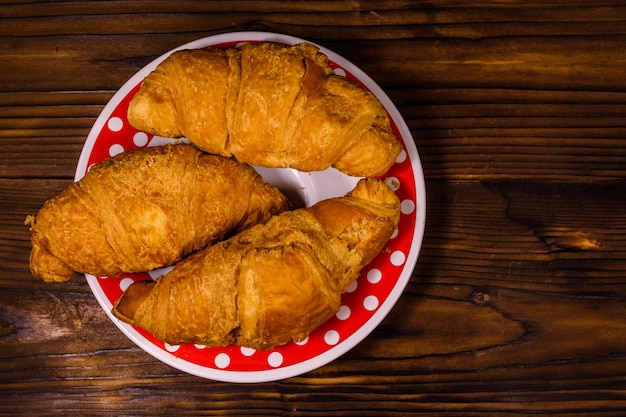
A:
2 1 626 415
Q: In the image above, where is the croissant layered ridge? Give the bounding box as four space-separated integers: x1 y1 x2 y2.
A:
112 178 401 350
26 144 289 282
127 42 403 177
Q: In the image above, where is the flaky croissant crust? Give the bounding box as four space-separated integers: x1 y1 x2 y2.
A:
128 42 402 177
27 144 289 282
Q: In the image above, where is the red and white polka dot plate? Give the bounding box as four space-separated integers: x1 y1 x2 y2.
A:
76 32 426 382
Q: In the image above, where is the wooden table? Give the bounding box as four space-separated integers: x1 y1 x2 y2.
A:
2 2 626 415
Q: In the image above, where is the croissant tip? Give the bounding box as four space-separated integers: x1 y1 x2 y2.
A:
112 280 156 325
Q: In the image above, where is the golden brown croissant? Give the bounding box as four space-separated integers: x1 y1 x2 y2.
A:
26 143 289 283
112 178 400 350
127 42 402 177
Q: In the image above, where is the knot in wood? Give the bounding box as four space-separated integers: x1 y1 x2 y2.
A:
471 291 490 305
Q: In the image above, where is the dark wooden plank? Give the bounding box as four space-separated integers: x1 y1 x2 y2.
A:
3 89 626 181
4 34 626 91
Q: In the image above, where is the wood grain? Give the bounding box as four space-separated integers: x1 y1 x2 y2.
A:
2 1 626 415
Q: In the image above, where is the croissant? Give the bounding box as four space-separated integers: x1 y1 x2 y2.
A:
112 178 400 350
127 41 402 177
26 143 289 283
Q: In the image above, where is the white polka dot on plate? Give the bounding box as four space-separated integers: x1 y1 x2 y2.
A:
324 330 340 346
240 346 256 357
267 352 283 368
214 353 230 369
396 149 407 163
334 68 346 77
390 228 399 239
133 131 149 147
344 280 358 293
164 343 179 353
107 117 123 132
119 277 135 291
109 143 124 157
367 269 383 284
385 177 400 191
336 305 351 320
363 295 379 311
390 250 406 266
194 344 206 349
401 199 416 215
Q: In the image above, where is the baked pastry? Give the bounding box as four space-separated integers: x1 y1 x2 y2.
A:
127 41 402 177
112 178 400 350
26 143 289 282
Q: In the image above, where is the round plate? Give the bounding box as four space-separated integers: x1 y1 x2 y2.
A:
76 31 426 383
